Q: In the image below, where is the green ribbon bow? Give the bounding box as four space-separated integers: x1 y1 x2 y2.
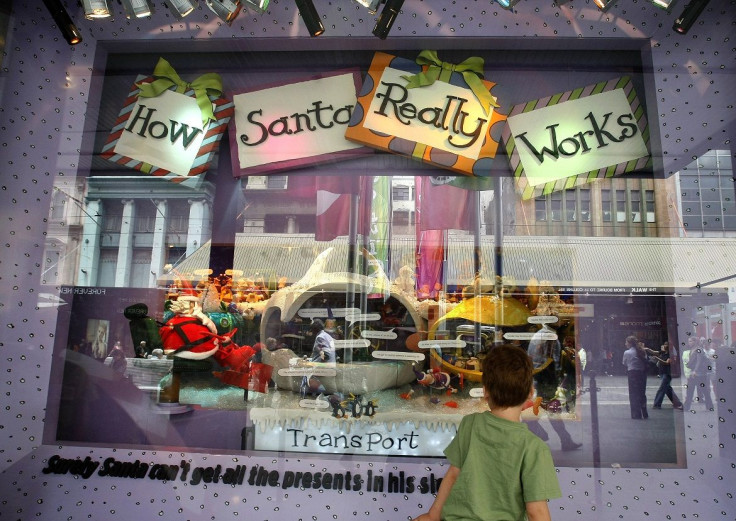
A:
136 58 223 127
402 50 498 115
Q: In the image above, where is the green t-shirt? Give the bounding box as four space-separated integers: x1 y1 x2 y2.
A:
442 412 561 521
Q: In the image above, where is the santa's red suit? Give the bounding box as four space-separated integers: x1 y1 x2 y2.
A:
159 314 222 360
159 305 271 393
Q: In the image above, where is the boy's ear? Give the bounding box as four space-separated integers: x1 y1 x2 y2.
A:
528 385 535 400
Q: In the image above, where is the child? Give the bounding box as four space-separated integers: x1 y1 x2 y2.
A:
413 345 561 521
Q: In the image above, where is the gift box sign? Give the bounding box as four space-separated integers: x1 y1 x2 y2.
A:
345 51 507 178
503 76 652 199
101 58 233 183
229 70 369 177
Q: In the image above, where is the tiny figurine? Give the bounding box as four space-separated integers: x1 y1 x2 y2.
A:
399 389 415 400
413 365 462 395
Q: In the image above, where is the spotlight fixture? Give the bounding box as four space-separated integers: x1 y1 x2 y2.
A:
82 0 112 18
651 0 676 11
495 0 521 9
120 0 154 18
593 0 615 11
42 0 83 44
353 0 382 14
372 0 403 39
243 0 269 13
166 0 198 18
205 0 242 22
673 0 709 34
295 0 324 37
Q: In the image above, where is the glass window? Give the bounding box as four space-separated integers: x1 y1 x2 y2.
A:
601 189 612 222
393 210 410 226
566 190 576 222
135 204 156 233
616 189 626 222
580 189 591 222
39 43 726 475
264 214 288 233
550 192 562 221
535 196 547 222
645 190 655 223
393 185 411 201
267 175 288 189
630 190 641 222
675 151 735 234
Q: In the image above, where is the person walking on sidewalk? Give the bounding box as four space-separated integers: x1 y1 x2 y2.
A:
622 335 649 419
683 337 714 412
651 341 683 410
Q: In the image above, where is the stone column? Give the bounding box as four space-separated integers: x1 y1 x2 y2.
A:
187 199 210 256
150 199 168 288
78 199 102 286
115 199 136 287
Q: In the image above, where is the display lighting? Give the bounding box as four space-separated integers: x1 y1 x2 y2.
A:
295 0 325 37
120 0 154 18
205 0 242 23
243 0 269 14
372 0 403 39
42 0 83 44
166 0 198 19
673 0 709 34
593 0 615 11
82 0 111 18
651 0 676 11
353 0 382 14
496 0 522 9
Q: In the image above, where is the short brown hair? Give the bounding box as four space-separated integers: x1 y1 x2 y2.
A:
481 345 534 409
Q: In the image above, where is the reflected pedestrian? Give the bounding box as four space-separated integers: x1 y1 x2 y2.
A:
683 337 714 411
622 335 648 419
651 341 683 410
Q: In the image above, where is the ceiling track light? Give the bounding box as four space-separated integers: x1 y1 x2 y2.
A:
372 0 403 39
120 0 154 18
673 0 709 34
650 0 676 11
353 0 382 15
495 0 521 10
295 0 324 37
42 0 83 44
243 0 269 14
205 0 242 23
593 0 615 12
82 0 112 19
166 0 199 18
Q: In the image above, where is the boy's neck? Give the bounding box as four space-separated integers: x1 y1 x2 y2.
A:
489 404 524 422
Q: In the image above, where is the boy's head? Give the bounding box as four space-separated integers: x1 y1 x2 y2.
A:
481 344 534 409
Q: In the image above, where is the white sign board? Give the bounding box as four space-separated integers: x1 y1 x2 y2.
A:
364 67 492 161
506 88 649 187
230 71 366 175
113 90 206 177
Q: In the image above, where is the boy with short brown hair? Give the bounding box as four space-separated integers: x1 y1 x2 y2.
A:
413 345 561 521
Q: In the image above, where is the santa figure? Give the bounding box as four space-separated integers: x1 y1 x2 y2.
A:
159 290 271 393
160 293 224 360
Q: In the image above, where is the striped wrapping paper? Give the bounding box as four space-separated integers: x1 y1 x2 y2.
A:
502 76 652 200
101 75 233 185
